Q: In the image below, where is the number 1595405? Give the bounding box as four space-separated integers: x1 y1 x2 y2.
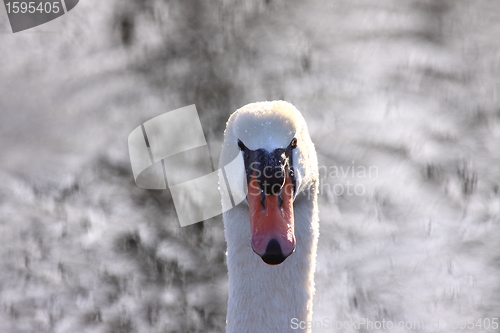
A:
5 1 60 14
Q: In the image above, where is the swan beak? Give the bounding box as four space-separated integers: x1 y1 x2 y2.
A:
248 173 295 265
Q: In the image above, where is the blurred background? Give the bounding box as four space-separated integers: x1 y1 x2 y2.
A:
1 0 500 332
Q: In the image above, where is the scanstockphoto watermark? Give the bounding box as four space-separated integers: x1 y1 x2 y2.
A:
318 162 379 197
290 317 434 331
242 160 379 199
128 105 379 227
290 317 499 331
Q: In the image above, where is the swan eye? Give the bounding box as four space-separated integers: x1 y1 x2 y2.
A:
238 139 247 151
290 138 298 149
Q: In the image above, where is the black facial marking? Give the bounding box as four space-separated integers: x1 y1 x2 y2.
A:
260 191 267 210
239 138 297 201
238 139 247 151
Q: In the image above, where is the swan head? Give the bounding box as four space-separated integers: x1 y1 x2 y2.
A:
220 101 317 265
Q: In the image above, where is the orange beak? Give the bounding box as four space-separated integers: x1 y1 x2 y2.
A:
248 172 295 265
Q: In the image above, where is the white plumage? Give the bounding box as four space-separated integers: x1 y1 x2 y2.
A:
219 101 319 332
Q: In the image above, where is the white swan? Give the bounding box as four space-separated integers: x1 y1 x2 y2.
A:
219 101 319 333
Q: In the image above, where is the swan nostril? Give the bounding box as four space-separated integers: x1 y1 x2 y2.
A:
261 239 287 265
